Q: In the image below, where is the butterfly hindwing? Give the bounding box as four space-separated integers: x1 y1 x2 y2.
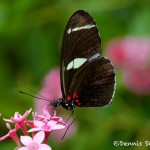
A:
68 57 115 107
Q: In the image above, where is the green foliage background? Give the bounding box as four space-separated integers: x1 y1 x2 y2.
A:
0 0 150 149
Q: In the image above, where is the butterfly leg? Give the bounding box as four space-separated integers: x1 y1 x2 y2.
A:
65 110 74 123
61 113 76 140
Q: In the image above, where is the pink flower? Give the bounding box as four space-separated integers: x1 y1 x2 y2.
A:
28 120 66 133
4 109 32 123
0 107 68 148
106 37 150 95
0 123 21 147
106 39 126 68
123 68 150 94
28 119 66 144
4 109 32 135
29 106 66 143
18 131 51 150
34 106 63 123
106 37 150 69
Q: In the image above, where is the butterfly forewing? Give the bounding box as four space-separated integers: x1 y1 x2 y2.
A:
61 10 102 98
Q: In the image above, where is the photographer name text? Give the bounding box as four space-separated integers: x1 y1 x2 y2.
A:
113 141 150 147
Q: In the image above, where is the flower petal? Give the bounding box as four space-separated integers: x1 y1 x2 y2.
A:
47 120 57 126
51 116 62 122
51 124 66 130
22 108 32 120
34 120 44 127
0 134 9 141
20 136 32 146
39 144 51 150
28 128 41 132
33 131 44 144
17 147 29 150
14 112 20 119
3 118 14 123
43 106 51 119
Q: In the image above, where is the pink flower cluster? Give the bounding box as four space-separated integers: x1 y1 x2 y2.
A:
106 37 150 95
0 107 66 150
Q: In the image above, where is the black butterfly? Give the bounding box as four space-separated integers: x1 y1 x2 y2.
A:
51 10 116 111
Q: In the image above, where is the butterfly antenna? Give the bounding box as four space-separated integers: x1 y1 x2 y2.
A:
19 91 50 101
18 81 48 100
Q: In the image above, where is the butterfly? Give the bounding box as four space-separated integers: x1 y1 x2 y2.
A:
51 10 116 111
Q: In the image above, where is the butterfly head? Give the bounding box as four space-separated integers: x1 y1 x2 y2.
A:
50 99 76 110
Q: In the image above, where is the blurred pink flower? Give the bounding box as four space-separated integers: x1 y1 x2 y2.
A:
106 37 150 69
105 39 126 68
35 68 77 141
18 131 51 150
106 37 150 95
123 68 150 94
35 68 62 114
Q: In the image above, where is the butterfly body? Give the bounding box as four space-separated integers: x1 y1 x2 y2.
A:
51 99 76 110
51 92 79 110
51 10 116 111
